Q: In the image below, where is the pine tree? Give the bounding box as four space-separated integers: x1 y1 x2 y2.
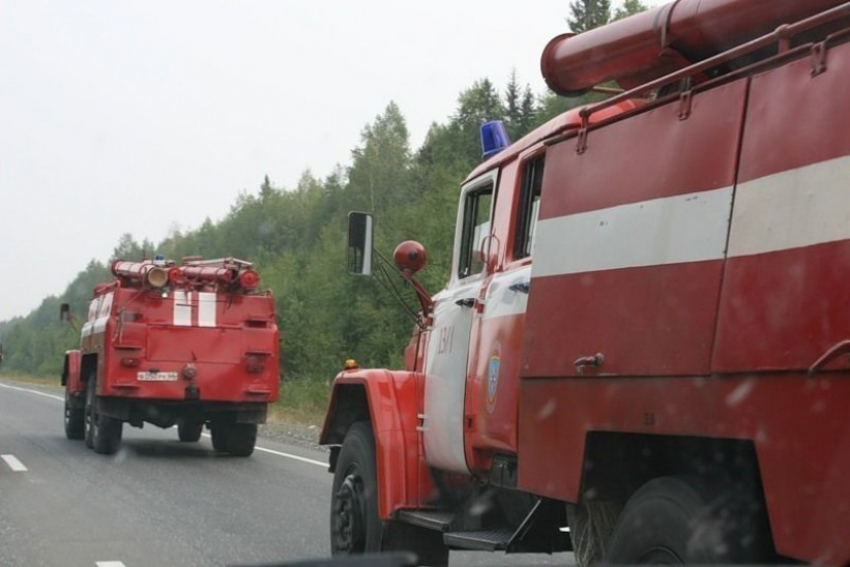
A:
517 86 537 137
505 70 522 138
613 0 648 20
568 0 612 33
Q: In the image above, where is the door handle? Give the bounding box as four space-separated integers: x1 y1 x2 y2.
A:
455 298 475 308
574 353 604 373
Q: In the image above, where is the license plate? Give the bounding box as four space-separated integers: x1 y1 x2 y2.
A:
137 371 179 382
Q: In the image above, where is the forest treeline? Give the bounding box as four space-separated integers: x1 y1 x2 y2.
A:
0 75 605 396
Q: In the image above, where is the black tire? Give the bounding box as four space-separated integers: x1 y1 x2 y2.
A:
178 420 204 443
226 423 257 457
210 424 228 453
93 413 123 455
84 379 96 449
330 421 448 565
331 422 383 555
84 374 122 455
64 400 85 440
567 500 620 567
607 475 772 564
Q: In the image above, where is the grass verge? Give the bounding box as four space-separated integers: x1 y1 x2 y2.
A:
271 378 330 427
0 374 61 391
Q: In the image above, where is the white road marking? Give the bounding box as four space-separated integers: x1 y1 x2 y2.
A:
0 382 64 402
201 433 326 468
1 454 28 472
96 561 127 567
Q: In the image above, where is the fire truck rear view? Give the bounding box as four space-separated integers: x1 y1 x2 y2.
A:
61 256 279 456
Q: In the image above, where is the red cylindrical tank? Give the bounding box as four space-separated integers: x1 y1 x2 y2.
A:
112 260 147 279
542 0 847 95
180 266 235 284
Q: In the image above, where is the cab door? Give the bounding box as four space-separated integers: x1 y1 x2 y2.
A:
423 172 496 474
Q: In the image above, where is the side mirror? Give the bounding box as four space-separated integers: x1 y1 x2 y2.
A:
60 303 71 322
348 212 374 276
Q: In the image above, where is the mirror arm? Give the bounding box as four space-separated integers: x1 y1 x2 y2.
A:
399 271 434 320
373 248 434 326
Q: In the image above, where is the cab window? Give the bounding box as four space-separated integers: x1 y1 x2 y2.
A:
514 155 545 260
458 184 493 278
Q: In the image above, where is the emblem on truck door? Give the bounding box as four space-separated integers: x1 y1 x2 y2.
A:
487 353 501 407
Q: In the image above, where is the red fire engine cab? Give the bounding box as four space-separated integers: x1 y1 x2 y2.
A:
61 257 279 456
321 0 850 564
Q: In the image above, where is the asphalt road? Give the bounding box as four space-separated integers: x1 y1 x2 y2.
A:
0 378 574 567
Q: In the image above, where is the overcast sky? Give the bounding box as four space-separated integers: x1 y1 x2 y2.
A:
0 0 658 322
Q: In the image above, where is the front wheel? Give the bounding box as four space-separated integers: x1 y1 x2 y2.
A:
330 421 448 565
607 475 772 564
330 422 383 555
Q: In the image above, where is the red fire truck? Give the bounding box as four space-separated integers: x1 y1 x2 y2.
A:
320 0 850 564
61 257 279 456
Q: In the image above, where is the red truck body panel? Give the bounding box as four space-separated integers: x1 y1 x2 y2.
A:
518 28 850 565
84 286 279 402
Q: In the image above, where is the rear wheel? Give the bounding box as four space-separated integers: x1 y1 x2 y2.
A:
93 413 123 455
178 420 204 443
226 423 257 457
64 399 85 440
210 424 228 453
84 379 96 449
607 475 772 564
85 375 122 454
567 500 620 567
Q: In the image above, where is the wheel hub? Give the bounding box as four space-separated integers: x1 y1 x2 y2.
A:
334 471 366 552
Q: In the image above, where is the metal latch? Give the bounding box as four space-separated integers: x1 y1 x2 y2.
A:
574 352 605 374
811 41 828 77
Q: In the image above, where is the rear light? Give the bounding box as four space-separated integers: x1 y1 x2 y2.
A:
121 357 140 367
244 354 267 374
239 270 260 290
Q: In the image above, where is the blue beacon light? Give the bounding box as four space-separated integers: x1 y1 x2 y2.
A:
480 120 512 159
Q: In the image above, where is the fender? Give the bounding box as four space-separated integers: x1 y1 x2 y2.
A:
62 350 84 395
320 367 433 520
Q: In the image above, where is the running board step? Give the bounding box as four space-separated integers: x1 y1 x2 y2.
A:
443 529 513 551
395 509 455 532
